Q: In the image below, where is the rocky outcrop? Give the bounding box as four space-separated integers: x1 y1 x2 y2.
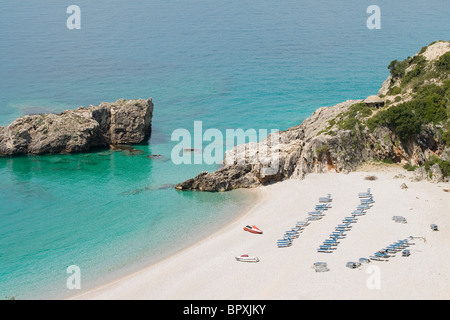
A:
176 41 450 191
0 98 153 156
175 100 384 191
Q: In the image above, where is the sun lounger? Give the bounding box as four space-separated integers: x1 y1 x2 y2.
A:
393 240 409 248
313 262 330 272
296 221 309 226
277 240 292 247
314 262 328 266
346 261 361 269
277 242 291 246
359 258 371 264
319 194 333 203
329 235 345 240
369 255 387 261
318 245 335 251
358 188 371 197
374 252 389 259
386 245 400 253
393 216 407 223
315 203 331 209
284 231 298 239
324 238 339 243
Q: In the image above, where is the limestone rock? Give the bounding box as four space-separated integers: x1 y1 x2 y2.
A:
175 96 447 191
429 163 444 183
0 98 153 156
412 167 428 181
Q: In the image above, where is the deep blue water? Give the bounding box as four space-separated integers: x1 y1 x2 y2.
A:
0 0 448 299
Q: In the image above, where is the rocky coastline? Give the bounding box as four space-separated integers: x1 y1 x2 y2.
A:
176 41 450 191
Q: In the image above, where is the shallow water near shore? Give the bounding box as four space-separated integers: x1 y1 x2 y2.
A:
0 148 258 299
0 0 449 299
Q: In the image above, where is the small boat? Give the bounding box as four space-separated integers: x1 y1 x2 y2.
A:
235 254 259 262
243 225 263 234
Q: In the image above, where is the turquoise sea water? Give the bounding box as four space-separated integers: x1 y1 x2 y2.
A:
0 1 449 299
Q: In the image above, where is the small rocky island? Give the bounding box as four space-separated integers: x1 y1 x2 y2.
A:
176 41 450 191
0 98 153 156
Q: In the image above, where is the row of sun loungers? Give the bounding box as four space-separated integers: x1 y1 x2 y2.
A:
345 237 414 269
317 237 414 272
367 237 415 261
277 224 306 248
317 189 374 253
278 194 332 248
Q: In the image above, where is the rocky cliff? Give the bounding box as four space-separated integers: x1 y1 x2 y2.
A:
176 41 450 191
0 98 153 156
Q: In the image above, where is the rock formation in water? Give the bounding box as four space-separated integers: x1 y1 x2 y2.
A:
176 41 450 191
0 98 153 156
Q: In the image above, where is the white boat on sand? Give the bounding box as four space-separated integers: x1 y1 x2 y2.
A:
235 254 260 262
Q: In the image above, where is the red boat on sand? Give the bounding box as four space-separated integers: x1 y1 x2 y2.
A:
243 225 263 234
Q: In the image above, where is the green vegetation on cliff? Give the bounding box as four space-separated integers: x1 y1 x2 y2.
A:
335 102 372 131
365 41 450 145
367 79 450 143
424 156 450 177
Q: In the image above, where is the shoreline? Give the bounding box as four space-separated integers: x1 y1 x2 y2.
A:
71 166 450 300
67 187 263 300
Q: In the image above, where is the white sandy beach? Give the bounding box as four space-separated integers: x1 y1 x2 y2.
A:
72 165 450 300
